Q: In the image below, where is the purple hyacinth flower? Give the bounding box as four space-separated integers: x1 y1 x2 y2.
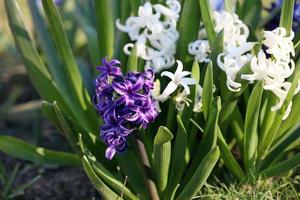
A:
210 0 224 11
94 58 159 160
96 57 122 80
265 0 300 32
112 77 147 106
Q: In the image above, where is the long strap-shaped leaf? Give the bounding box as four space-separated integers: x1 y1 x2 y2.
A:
42 0 98 133
164 116 187 200
153 126 173 195
41 101 112 169
181 60 200 125
79 135 139 200
82 156 120 200
0 135 80 166
181 97 219 187
116 149 149 198
94 0 115 58
202 62 214 120
260 127 300 170
279 0 295 36
176 147 220 200
198 0 216 46
259 59 300 158
4 0 71 116
217 128 245 180
244 81 263 173
177 0 201 61
258 152 300 178
27 0 68 94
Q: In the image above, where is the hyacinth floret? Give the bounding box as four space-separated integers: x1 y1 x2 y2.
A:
94 57 159 160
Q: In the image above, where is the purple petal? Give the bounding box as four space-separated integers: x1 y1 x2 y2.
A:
105 146 116 160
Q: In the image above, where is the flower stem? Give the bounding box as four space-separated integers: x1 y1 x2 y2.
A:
135 135 160 200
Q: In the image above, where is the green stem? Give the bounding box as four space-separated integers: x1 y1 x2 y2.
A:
135 135 160 200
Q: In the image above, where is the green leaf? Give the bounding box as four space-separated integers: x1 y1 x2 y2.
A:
0 135 81 166
202 62 214 120
259 92 277 146
277 94 300 138
41 101 80 154
219 63 251 131
75 6 100 68
41 101 64 133
94 0 115 58
217 128 245 180
82 156 120 200
130 0 144 15
177 0 201 61
259 152 300 178
52 102 81 153
181 60 200 124
176 147 220 200
241 0 261 29
116 150 148 199
244 81 263 172
4 0 71 116
199 97 220 158
79 135 139 200
279 0 295 35
7 175 41 199
164 116 187 200
199 0 216 46
261 127 300 170
3 163 20 197
42 0 98 133
210 30 224 91
153 126 173 194
126 45 138 72
28 0 69 92
230 107 244 147
181 97 220 187
41 101 111 168
259 59 300 158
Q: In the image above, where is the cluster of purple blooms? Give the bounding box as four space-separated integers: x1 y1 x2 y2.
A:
266 0 300 32
94 58 159 160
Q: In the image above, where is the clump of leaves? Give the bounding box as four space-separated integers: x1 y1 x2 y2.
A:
0 161 40 200
197 177 300 200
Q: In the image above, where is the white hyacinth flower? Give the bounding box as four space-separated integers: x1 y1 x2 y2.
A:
174 90 192 112
158 60 196 101
242 27 297 120
217 52 253 92
116 0 181 72
263 27 295 63
151 79 162 113
188 10 254 91
188 40 211 63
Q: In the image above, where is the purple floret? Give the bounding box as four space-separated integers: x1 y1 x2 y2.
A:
94 58 159 160
265 0 300 32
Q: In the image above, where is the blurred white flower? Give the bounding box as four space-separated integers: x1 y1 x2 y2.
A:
151 79 162 112
188 40 211 63
188 11 254 91
218 53 252 91
116 0 181 72
174 90 192 112
242 27 297 120
263 27 295 63
158 60 196 101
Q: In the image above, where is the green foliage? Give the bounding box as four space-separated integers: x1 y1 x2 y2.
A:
2 0 300 199
0 162 41 200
